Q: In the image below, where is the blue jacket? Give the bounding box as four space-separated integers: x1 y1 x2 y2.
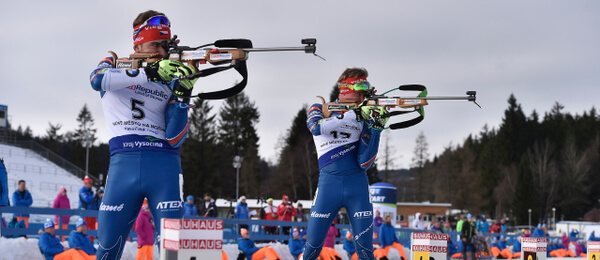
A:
184 202 198 216
513 240 522 252
532 228 544 237
68 230 97 255
237 238 260 259
590 233 599 242
476 220 489 233
379 223 399 247
343 238 356 258
38 232 64 260
78 186 94 210
12 189 33 217
498 239 507 249
90 193 103 210
235 202 249 219
289 237 304 259
448 240 460 254
0 160 8 206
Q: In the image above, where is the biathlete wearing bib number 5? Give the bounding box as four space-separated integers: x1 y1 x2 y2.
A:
303 68 388 260
89 10 198 260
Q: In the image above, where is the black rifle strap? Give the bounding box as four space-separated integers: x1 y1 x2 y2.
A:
189 60 248 100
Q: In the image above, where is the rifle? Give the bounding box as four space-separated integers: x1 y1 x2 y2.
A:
317 84 479 130
109 37 323 100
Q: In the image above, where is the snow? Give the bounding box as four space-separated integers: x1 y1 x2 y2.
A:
1 143 86 224
0 236 413 260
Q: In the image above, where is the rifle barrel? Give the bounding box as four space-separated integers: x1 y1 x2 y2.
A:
390 96 472 101
242 47 311 52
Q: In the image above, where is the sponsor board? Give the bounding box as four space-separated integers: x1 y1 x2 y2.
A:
589 241 600 260
160 218 224 260
411 233 449 260
521 237 547 260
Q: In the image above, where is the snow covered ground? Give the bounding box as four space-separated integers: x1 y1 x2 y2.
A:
0 235 590 260
0 236 409 260
1 143 87 224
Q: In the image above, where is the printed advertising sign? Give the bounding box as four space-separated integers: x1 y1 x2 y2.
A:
410 232 449 260
160 218 224 260
520 237 547 260
370 183 397 226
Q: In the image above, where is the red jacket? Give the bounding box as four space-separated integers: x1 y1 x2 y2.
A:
277 203 297 221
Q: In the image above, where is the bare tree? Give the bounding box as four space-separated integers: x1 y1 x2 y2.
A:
380 130 398 182
412 131 430 201
527 138 558 221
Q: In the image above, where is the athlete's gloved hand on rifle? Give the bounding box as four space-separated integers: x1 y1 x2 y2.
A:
145 59 198 102
358 106 389 130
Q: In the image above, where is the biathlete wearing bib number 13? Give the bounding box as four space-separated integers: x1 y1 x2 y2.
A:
89 11 194 260
302 68 384 260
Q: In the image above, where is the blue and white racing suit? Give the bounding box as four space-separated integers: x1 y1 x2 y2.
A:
302 103 382 260
90 57 189 260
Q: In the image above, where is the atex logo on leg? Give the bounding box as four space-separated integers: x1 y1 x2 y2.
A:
353 210 373 219
156 200 183 211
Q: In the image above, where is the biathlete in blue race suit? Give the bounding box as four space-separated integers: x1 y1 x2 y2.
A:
303 68 389 260
90 10 199 260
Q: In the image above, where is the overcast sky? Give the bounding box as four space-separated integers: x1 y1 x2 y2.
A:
2 1 599 169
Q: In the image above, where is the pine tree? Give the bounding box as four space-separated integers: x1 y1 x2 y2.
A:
217 92 261 199
181 99 221 198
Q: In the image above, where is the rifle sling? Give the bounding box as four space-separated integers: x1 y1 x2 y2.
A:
188 60 248 100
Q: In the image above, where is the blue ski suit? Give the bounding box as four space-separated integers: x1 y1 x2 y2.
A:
303 104 382 260
90 57 189 259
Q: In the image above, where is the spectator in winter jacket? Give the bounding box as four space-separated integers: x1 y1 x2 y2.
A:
500 219 508 235
590 231 599 242
7 217 26 238
373 210 383 243
90 187 104 211
431 221 444 233
184 195 198 216
512 236 522 259
343 231 358 260
87 186 104 243
412 212 425 230
198 192 218 217
237 228 281 260
0 159 9 207
569 229 579 241
277 194 296 235
53 187 71 234
261 198 278 235
461 214 477 260
561 232 571 251
476 214 489 234
39 219 65 260
68 218 97 256
324 220 338 248
456 214 466 232
38 219 95 260
79 176 94 210
376 215 407 260
79 176 96 238
235 196 249 231
296 202 307 222
490 236 513 259
12 179 33 227
488 221 502 234
288 228 304 260
135 203 155 260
